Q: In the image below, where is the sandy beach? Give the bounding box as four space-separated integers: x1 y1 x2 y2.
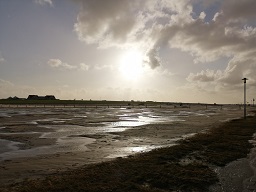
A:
0 104 255 190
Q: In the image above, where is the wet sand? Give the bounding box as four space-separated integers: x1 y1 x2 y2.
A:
0 105 253 188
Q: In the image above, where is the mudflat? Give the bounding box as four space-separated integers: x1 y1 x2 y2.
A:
0 105 255 191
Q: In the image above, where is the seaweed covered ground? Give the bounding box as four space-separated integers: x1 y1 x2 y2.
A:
1 114 256 192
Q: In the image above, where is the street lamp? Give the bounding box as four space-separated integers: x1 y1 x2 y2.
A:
242 78 248 119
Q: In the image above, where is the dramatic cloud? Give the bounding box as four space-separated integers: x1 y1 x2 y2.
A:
47 59 76 69
73 0 192 68
34 0 53 6
73 0 256 93
73 0 255 66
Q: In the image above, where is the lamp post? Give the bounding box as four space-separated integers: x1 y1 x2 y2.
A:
242 78 248 119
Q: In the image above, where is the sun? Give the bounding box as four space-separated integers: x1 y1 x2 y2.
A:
119 50 144 80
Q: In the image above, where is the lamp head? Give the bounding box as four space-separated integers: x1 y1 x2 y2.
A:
242 78 248 83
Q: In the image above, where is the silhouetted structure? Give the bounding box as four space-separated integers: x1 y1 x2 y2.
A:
7 96 25 100
242 78 248 119
27 95 56 100
44 95 56 100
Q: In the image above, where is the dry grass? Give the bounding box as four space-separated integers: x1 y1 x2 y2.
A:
1 114 256 192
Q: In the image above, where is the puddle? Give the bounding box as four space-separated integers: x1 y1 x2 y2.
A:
0 136 95 161
0 139 22 154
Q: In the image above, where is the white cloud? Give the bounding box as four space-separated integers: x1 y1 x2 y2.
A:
47 59 62 67
160 69 175 77
34 0 53 7
186 53 256 102
219 56 256 86
94 64 113 71
187 69 222 82
47 59 91 71
0 52 5 64
47 59 77 70
199 12 206 20
80 63 90 71
187 54 256 86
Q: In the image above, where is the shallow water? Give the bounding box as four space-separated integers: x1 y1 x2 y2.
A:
0 105 243 160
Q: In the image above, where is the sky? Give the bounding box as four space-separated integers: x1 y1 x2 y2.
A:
0 0 256 104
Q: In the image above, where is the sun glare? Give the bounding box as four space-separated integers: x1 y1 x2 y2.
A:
119 50 144 80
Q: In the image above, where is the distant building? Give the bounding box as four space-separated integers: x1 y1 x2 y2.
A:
27 95 40 100
27 95 56 100
45 95 56 100
7 96 25 100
